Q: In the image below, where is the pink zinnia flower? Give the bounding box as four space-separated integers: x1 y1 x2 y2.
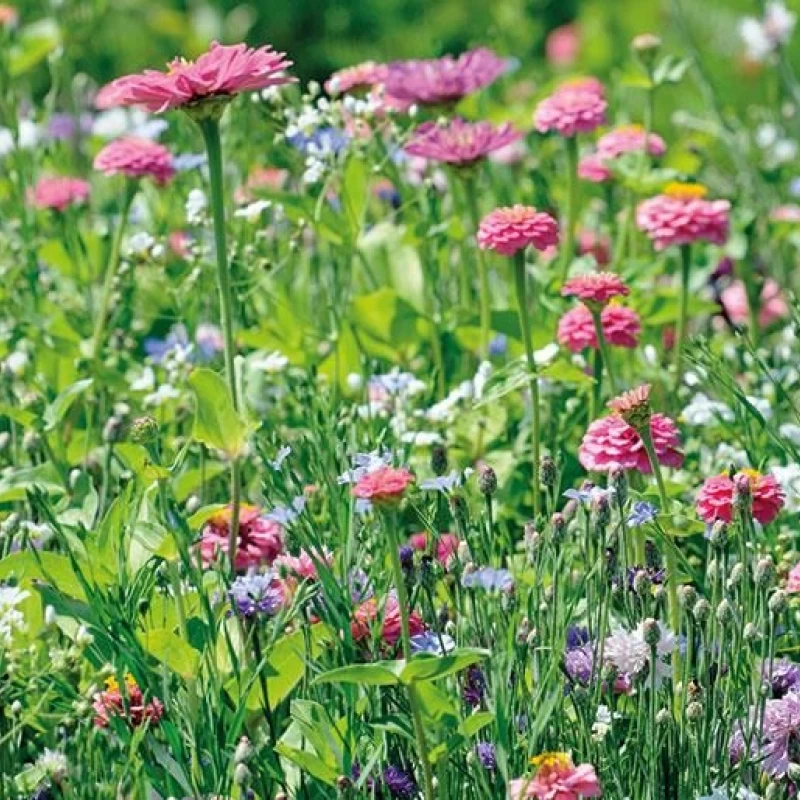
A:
720 279 788 328
325 61 388 95
93 137 175 184
273 548 332 581
546 24 581 67
577 230 611 266
636 183 731 250
351 594 425 646
787 562 800 593
405 117 522 166
408 532 460 570
510 752 602 800
562 272 630 306
577 153 612 183
385 48 507 106
696 469 785 525
352 466 414 506
579 413 683 474
558 304 641 352
93 675 164 729
200 503 284 570
96 41 294 113
607 383 651 419
30 176 90 212
770 204 800 224
534 81 607 137
596 124 666 159
477 205 560 256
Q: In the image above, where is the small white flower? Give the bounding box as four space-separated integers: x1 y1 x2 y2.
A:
772 464 800 513
36 748 68 782
185 188 207 224
740 2 796 62
346 373 363 392
533 342 559 367
126 231 155 256
0 120 39 157
234 200 272 222
130 366 156 392
144 383 180 407
251 350 289 373
0 585 30 646
681 393 734 426
4 350 29 376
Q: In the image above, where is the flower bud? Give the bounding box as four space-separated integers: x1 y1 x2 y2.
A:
234 736 253 764
431 444 448 476
592 493 611 528
233 762 251 786
708 520 728 549
655 708 671 725
478 465 497 497
769 590 788 616
551 513 566 543
609 466 628 506
693 599 711 623
128 415 159 445
755 558 777 590
716 599 735 626
686 701 703 722
728 563 745 590
103 416 124 444
642 618 661 647
632 33 662 52
633 569 651 596
678 585 698 610
743 622 760 643
22 431 41 454
540 455 557 489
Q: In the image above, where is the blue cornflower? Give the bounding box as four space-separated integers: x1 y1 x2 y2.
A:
383 765 417 799
348 569 374 603
488 333 508 357
627 500 658 528
144 324 191 364
410 631 456 656
419 470 461 493
173 153 207 171
287 127 349 156
462 567 513 592
229 571 284 618
265 495 306 525
268 445 291 471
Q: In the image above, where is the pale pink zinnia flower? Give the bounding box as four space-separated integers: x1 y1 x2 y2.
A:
385 48 507 106
577 153 612 183
636 182 731 250
273 548 332 581
579 413 683 474
408 532 460 571
93 137 175 185
546 24 581 67
200 504 284 571
596 124 666 159
325 61 388 95
96 41 294 113
534 81 607 137
404 117 522 166
770 204 800 224
30 176 91 212
719 279 788 328
477 205 560 256
696 469 785 525
0 4 18 27
509 752 602 800
558 304 641 352
577 230 611 266
562 272 630 306
787 562 800 593
352 466 414 506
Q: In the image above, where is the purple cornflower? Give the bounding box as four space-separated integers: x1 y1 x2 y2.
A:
229 571 284 618
627 500 658 528
47 112 93 141
462 567 513 592
475 741 497 771
399 545 415 570
564 644 594 686
463 665 486 708
488 333 508 357
566 626 590 649
763 659 800 699
288 126 349 155
383 765 418 799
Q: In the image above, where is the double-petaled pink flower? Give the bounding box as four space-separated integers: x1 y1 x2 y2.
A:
351 594 425 647
30 176 90 212
200 504 284 571
404 117 522 166
352 466 414 506
93 137 175 185
509 752 602 800
96 41 294 113
408 532 460 571
577 153 612 183
558 304 641 352
596 124 666 159
696 469 785 525
477 205 560 256
325 61 388 95
579 413 683 474
534 79 607 137
385 48 507 106
562 272 630 307
636 183 731 250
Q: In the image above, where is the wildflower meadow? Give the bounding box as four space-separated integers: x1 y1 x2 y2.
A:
5 1 800 798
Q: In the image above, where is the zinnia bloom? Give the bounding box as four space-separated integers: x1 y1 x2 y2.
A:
509 752 602 800
607 383 652 425
596 124 666 159
352 466 414 505
719 279 788 328
787 562 800 593
546 24 581 67
636 183 731 250
577 153 612 183
385 48 507 106
93 137 175 184
477 205 560 256
30 176 90 212
577 230 611 266
200 503 284 570
579 413 683 474
404 118 522 166
408 532 460 570
351 594 425 646
325 61 388 95
534 81 607 137
558 304 641 352
562 272 630 306
696 469 785 525
96 41 294 113
93 674 164 729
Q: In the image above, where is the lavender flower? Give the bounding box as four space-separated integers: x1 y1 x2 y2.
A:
475 741 497 771
348 569 374 603
383 765 418 799
419 470 461 493
462 666 486 707
462 567 513 592
763 658 800 698
265 496 306 525
564 644 594 686
410 631 456 655
627 500 658 527
229 571 284 618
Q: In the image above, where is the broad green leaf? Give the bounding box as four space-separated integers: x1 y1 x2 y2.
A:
460 711 494 737
138 628 201 678
342 155 369 241
43 378 93 431
0 463 64 502
399 648 489 683
0 552 87 600
115 443 170 483
313 659 406 687
188 369 248 458
9 19 61 76
540 360 594 386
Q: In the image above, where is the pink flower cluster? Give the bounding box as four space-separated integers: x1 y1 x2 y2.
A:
408 532 460 571
636 184 731 250
562 272 630 306
351 594 425 647
558 304 641 352
385 48 507 106
720 279 788 328
96 41 294 113
579 124 666 183
510 753 602 800
93 676 164 729
93 137 175 185
579 413 683 474
405 118 522 166
534 79 607 137
477 205 560 256
30 176 90 212
696 470 785 525
200 504 284 571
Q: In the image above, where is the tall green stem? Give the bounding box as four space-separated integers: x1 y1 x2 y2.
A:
465 176 491 359
89 180 136 361
513 250 541 520
559 137 579 283
672 244 692 397
590 308 619 396
199 118 242 572
386 513 436 800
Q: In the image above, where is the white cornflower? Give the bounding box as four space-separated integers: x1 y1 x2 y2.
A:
740 2 796 62
144 383 180 407
0 585 29 646
36 748 68 782
772 464 800 513
125 231 155 257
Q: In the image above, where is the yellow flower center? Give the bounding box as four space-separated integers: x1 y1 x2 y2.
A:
530 752 571 771
104 673 137 692
664 181 708 199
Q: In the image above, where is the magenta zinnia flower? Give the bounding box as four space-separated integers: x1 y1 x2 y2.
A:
696 469 785 525
96 41 294 113
477 205 560 256
385 48 507 106
579 413 683 474
558 304 641 352
596 124 666 159
30 176 90 212
636 183 731 250
325 61 388 95
562 272 630 306
404 117 522 166
200 503 284 571
93 137 175 184
534 80 607 137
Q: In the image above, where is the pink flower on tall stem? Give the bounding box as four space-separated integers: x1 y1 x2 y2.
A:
404 118 522 166
596 124 666 159
325 61 388 95
477 205 560 256
636 183 731 250
562 272 630 307
93 137 175 184
579 413 683 474
385 48 507 106
30 176 90 212
200 503 284 570
509 752 602 800
696 469 785 525
352 466 414 506
558 304 641 352
546 24 581 67
534 81 607 137
787 562 800 593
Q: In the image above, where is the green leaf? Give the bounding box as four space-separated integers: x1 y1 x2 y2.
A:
460 711 494 737
313 659 406 687
9 19 61 76
399 649 489 684
0 463 64 503
43 378 93 431
188 369 248 458
342 155 369 241
0 552 89 600
114 443 170 483
540 360 594 387
138 628 201 679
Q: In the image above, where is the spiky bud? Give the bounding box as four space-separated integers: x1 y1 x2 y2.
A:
642 618 661 647
431 444 448 476
478 465 497 497
540 455 557 489
128 415 159 445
